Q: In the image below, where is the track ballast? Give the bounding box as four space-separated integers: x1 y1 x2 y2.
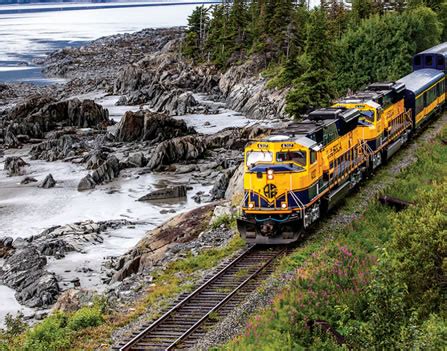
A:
115 245 286 351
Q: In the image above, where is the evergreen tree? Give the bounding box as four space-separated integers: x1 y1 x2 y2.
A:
227 0 249 62
286 8 336 118
205 4 229 65
335 6 441 94
351 0 377 21
183 6 210 61
438 1 447 41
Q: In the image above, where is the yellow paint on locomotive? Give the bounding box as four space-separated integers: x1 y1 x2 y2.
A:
243 141 323 213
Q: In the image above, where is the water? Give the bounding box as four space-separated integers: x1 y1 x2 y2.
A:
0 1 214 84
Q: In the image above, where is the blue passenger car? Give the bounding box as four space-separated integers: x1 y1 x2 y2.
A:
398 68 445 126
413 43 447 72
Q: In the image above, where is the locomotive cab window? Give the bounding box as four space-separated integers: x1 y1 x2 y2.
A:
310 150 317 164
276 151 307 166
438 56 444 67
246 151 273 167
426 56 433 66
359 110 374 124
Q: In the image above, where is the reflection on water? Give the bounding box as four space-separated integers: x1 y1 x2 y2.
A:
0 2 206 84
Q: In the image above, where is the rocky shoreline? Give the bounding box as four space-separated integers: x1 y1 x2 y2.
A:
0 25 288 325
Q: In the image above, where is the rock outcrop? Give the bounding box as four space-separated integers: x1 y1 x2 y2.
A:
116 110 194 143
210 166 237 200
225 162 244 200
0 220 133 308
147 135 207 170
1 97 110 146
110 204 216 282
4 156 28 176
30 133 85 161
1 245 60 308
138 185 187 201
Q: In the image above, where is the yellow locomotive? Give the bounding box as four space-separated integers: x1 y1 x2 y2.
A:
237 68 445 244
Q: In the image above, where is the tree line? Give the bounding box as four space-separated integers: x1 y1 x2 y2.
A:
183 0 447 117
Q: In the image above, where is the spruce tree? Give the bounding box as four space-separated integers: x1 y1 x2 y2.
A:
183 6 210 61
286 8 336 118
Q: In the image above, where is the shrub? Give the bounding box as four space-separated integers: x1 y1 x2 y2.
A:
23 313 70 351
67 307 104 331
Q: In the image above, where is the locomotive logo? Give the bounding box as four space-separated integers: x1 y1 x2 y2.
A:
263 184 278 198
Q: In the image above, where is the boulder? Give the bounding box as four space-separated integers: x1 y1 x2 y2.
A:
53 288 95 313
4 156 28 176
111 204 216 282
77 174 96 191
91 155 120 184
138 185 187 201
116 110 145 142
40 174 56 189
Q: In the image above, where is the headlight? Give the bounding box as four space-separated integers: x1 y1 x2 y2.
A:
267 169 274 180
248 203 254 208
281 202 287 209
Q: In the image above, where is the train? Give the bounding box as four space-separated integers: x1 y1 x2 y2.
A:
237 43 446 244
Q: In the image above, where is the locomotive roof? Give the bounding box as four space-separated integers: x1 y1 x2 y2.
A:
266 107 361 148
397 68 445 95
338 82 404 106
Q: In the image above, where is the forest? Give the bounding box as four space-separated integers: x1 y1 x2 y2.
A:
183 0 447 117
183 1 447 349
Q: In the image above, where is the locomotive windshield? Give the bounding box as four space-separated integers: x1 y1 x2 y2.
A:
276 151 307 166
246 151 273 167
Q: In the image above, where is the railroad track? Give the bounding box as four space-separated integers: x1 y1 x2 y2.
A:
115 245 286 351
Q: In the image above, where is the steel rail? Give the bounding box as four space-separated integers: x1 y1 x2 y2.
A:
119 244 256 351
165 247 285 350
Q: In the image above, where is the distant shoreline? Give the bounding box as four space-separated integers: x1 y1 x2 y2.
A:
0 1 219 14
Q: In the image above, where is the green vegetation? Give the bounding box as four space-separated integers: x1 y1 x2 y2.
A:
0 303 106 351
219 125 447 350
210 212 238 230
0 232 245 350
183 1 447 117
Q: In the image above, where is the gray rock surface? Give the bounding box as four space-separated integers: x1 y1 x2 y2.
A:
77 174 96 191
40 173 56 188
138 185 187 201
4 156 28 176
1 97 110 145
116 110 194 143
1 246 59 308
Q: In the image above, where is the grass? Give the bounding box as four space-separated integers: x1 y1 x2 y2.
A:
1 231 245 350
218 123 447 350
